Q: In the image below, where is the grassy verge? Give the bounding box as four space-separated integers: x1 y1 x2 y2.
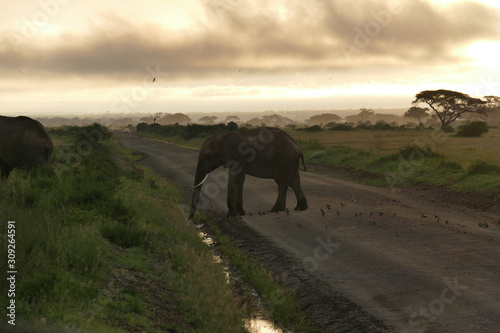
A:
0 125 245 332
298 138 500 192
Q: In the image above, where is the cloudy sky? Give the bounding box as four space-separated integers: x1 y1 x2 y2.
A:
2 0 500 117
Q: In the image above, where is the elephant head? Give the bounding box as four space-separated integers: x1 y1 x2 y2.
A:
0 116 53 179
188 135 225 219
188 128 308 219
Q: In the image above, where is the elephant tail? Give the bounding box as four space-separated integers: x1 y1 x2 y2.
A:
300 153 306 171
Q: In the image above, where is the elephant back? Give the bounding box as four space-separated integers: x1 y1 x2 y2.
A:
0 116 53 170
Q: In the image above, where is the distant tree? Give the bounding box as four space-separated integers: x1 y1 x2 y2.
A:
199 116 218 124
262 114 290 127
246 117 263 127
345 108 375 123
358 108 375 120
482 95 500 123
404 106 430 124
227 121 238 131
225 116 240 123
159 113 192 125
140 116 154 124
305 113 342 126
413 89 487 129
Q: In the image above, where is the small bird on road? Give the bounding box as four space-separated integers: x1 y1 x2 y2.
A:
326 204 331 210
297 222 303 228
352 197 357 203
421 213 427 218
340 202 346 207
320 208 325 217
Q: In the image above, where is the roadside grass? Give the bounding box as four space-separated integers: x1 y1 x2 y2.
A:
295 129 500 192
0 126 246 332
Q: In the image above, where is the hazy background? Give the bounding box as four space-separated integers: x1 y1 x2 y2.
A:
2 0 500 118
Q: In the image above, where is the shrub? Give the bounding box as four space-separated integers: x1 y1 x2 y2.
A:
442 125 455 133
455 121 488 137
304 125 322 132
466 160 500 175
398 144 436 159
328 123 355 131
372 121 394 131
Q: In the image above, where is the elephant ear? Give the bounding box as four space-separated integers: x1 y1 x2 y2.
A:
205 145 223 169
201 136 224 170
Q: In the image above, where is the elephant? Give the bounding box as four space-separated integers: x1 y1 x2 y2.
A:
0 116 53 179
188 127 308 218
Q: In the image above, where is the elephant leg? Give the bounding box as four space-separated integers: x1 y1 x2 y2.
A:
227 172 245 217
0 162 13 180
271 181 288 212
236 175 246 216
290 171 308 211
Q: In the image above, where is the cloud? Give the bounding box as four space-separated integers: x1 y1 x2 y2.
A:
1 0 499 81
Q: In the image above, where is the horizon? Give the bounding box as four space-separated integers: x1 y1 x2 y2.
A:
2 0 500 116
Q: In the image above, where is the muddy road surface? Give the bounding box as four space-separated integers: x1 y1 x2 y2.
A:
116 132 500 332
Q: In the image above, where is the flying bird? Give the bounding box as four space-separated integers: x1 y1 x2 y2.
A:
152 77 156 82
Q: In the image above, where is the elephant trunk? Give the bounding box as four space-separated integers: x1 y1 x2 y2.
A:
188 164 210 219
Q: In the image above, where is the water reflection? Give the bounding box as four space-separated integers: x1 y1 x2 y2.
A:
245 317 284 333
196 225 285 333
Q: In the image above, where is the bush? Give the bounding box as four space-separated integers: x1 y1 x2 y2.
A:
304 125 322 132
328 123 355 131
455 121 488 137
442 125 455 133
372 121 394 131
466 160 500 175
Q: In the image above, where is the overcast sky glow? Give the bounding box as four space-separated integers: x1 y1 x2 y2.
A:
2 0 500 116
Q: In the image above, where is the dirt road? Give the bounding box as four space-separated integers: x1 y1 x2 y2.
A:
116 132 500 333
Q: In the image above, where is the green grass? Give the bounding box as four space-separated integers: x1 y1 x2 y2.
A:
296 130 500 192
0 126 246 332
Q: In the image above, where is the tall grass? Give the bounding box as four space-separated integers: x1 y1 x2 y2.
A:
0 126 246 332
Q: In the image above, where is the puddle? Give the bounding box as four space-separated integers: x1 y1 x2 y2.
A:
245 317 283 333
196 224 286 333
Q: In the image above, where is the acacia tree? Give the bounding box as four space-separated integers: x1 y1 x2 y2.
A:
404 106 429 125
225 115 240 123
199 116 218 124
412 89 487 129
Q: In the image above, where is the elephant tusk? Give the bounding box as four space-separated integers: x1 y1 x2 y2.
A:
189 174 209 191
